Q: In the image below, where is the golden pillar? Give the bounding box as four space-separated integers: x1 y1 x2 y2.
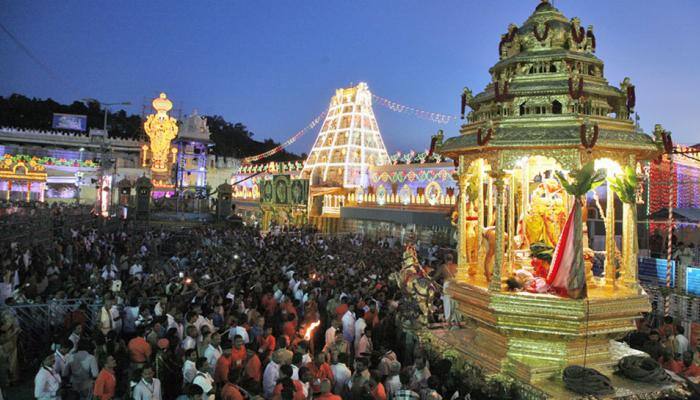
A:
489 172 506 292
605 179 617 287
506 172 516 275
475 159 485 278
622 155 639 288
457 158 469 280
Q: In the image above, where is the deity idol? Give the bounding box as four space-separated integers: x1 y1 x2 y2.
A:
524 177 567 248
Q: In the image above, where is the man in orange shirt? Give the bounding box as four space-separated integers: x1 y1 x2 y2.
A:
316 379 342 400
214 341 233 384
244 347 262 385
128 327 152 367
93 355 117 400
283 314 297 339
307 353 334 391
257 327 276 362
230 335 247 370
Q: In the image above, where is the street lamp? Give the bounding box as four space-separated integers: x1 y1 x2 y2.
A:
76 147 85 204
81 98 132 133
81 98 130 216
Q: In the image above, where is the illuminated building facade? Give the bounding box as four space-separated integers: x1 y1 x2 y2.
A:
174 111 211 194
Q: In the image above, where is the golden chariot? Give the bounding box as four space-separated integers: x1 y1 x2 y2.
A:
432 1 669 395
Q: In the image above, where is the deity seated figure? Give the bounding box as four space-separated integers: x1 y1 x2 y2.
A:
524 178 567 249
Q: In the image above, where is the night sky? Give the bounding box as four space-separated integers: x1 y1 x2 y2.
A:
2 0 699 154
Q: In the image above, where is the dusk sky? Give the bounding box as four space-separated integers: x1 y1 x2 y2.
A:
2 0 699 154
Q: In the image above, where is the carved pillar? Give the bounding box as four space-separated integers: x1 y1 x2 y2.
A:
26 181 31 202
476 159 485 279
623 155 639 289
489 171 506 292
487 176 494 226
507 172 516 275
605 180 617 287
457 160 469 280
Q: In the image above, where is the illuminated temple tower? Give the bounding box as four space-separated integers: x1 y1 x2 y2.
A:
434 0 664 394
303 82 390 188
302 82 390 230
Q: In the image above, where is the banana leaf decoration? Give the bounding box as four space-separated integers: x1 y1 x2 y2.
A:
607 165 637 204
555 161 606 198
552 161 604 299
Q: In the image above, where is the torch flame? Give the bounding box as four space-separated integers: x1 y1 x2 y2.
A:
304 320 321 341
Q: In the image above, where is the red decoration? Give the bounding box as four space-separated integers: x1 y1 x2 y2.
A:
533 21 550 42
494 81 509 102
477 128 493 146
498 29 517 56
586 30 596 51
626 85 636 113
579 124 599 149
568 77 584 100
571 25 586 44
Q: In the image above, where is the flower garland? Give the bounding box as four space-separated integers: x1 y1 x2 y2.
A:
498 29 517 56
571 25 586 44
626 85 636 113
568 77 584 100
371 168 456 184
579 123 599 150
477 127 493 146
494 81 510 102
2 153 98 168
533 21 550 42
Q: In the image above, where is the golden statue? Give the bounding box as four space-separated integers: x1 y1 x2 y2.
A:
144 93 179 173
524 178 567 248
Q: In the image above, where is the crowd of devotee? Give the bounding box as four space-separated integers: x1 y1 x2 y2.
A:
0 216 458 400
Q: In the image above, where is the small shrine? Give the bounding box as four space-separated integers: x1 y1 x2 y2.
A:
435 0 664 391
0 155 48 202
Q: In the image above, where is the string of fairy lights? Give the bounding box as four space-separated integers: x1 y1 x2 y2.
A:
240 93 457 163
371 94 460 124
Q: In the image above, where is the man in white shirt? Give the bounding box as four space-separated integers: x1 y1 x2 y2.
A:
331 353 352 394
353 316 367 354
182 326 198 352
203 333 222 370
324 320 338 349
53 341 72 377
227 318 249 344
262 358 281 399
182 349 198 385
192 358 215 400
675 325 690 357
133 365 162 400
342 306 356 348
35 354 61 400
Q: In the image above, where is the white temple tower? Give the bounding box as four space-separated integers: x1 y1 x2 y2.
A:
303 82 390 189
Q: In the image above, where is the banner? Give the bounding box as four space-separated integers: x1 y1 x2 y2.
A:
52 113 87 131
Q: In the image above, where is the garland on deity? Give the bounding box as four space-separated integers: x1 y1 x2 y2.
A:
477 127 493 146
568 77 584 100
571 25 586 44
533 21 550 42
579 123 599 149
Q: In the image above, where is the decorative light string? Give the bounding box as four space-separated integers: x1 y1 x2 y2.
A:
241 111 327 164
371 94 459 124
665 153 675 316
